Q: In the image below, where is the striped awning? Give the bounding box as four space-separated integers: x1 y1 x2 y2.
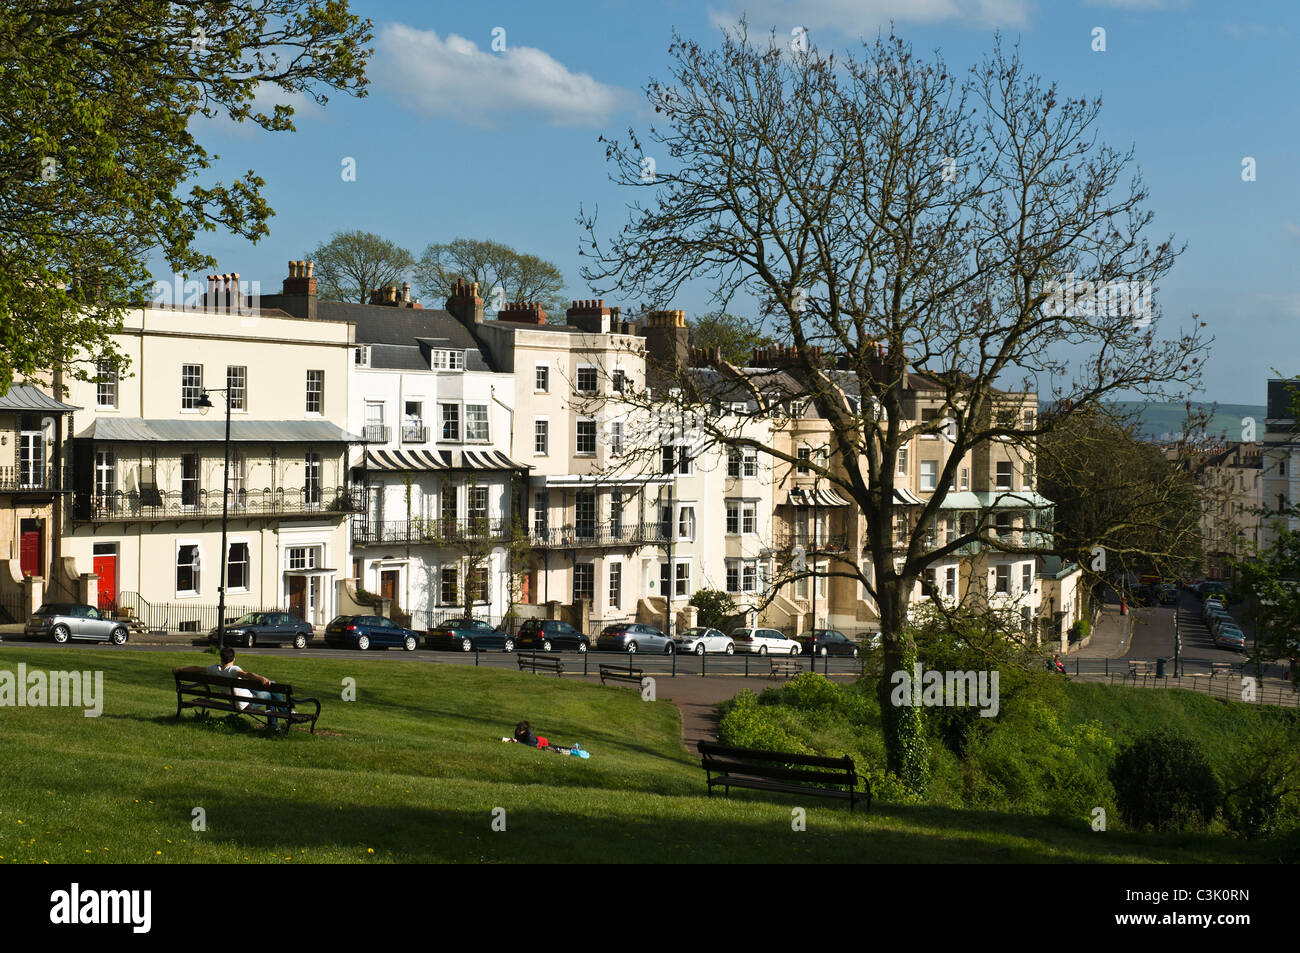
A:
461 449 528 470
893 488 925 505
363 448 528 472
787 488 852 507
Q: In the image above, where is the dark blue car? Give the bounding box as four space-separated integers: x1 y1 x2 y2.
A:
324 614 421 651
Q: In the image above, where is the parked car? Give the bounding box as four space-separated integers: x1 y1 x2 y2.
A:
730 626 802 656
1199 581 1230 601
598 622 675 654
1215 624 1247 652
673 626 734 655
1203 603 1231 626
1156 584 1179 606
798 628 861 658
25 603 129 645
323 615 421 651
207 611 313 649
516 619 590 653
427 618 514 652
1131 585 1158 607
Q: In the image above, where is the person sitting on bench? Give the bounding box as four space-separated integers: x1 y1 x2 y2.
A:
174 648 286 730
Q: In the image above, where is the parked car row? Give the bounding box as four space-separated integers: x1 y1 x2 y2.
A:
1200 596 1246 653
16 604 868 660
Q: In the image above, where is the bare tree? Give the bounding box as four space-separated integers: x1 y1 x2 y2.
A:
578 25 1207 787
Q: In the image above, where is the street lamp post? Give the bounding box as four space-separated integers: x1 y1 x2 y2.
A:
196 389 232 650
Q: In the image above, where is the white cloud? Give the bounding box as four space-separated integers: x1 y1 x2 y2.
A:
707 0 1031 36
371 24 628 128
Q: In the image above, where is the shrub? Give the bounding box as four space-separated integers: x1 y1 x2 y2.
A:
690 588 737 630
1071 619 1091 641
1109 731 1221 832
716 690 809 754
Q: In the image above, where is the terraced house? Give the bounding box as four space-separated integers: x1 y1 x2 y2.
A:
340 277 527 628
58 273 359 633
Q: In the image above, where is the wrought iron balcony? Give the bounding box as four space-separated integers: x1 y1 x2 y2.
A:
772 531 849 553
0 465 68 492
529 521 669 548
401 425 428 443
353 517 514 545
77 486 360 522
361 424 391 443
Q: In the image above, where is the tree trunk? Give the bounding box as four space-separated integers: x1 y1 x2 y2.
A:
875 577 930 793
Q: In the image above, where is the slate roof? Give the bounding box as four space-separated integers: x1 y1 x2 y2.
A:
0 384 80 413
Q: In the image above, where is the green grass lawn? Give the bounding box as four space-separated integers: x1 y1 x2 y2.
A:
0 647 1287 863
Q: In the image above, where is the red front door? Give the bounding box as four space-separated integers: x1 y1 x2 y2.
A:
19 524 41 578
94 554 118 610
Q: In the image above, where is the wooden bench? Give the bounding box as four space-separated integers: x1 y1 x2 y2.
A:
769 658 803 680
1127 660 1153 680
698 741 870 812
599 664 644 688
1211 661 1233 679
516 652 564 676
173 672 320 733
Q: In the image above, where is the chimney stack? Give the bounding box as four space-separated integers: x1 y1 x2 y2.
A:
642 309 689 386
446 277 484 326
499 301 548 325
263 260 319 318
565 298 612 334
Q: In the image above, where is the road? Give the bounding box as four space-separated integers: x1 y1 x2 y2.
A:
0 637 863 679
1122 588 1284 675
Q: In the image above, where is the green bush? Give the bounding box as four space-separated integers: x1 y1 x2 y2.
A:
690 588 737 630
716 690 810 754
1071 619 1091 641
1110 731 1221 832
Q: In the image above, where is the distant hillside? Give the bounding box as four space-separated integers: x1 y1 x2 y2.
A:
1038 401 1267 443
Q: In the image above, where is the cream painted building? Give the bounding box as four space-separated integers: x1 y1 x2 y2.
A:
59 277 358 631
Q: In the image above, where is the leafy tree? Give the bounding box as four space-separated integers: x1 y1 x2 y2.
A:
689 588 736 629
308 231 414 304
413 238 567 318
1038 401 1204 586
580 25 1206 783
689 312 774 365
0 1 372 390
1110 730 1221 832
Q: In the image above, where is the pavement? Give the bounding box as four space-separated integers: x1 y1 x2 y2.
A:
1075 604 1132 659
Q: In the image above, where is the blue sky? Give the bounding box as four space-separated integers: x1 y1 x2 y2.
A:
178 0 1300 405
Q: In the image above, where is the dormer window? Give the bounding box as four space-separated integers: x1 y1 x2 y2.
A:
354 346 371 368
431 349 464 371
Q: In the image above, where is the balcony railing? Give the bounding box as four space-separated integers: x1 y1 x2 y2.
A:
362 424 391 443
354 517 513 545
773 531 848 553
78 486 360 522
530 521 669 548
0 465 68 492
401 425 428 443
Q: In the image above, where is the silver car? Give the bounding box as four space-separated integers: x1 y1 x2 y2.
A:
674 627 735 655
25 603 129 645
730 626 802 656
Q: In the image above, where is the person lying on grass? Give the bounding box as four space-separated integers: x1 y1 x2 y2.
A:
174 647 288 730
502 720 588 757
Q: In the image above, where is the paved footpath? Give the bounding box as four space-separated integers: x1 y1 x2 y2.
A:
571 672 857 750
1074 604 1132 659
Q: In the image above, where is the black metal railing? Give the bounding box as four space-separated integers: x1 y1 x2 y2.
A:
0 465 68 492
110 591 289 636
362 424 390 443
78 486 360 522
529 521 669 548
772 532 849 552
401 425 428 443
353 517 514 545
